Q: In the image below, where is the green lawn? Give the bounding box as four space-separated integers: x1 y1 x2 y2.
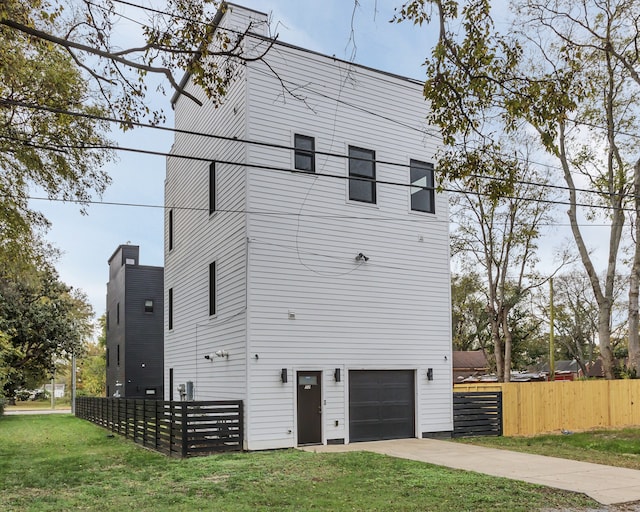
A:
458 428 640 470
0 414 598 512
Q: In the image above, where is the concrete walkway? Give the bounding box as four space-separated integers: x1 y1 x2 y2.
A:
4 408 72 415
301 438 640 505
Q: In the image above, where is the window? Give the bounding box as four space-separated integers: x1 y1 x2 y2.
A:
209 262 216 316
125 258 135 265
294 134 315 173
168 288 173 330
168 209 174 251
117 344 120 366
106 311 110 331
410 160 435 213
144 299 154 313
209 162 216 215
116 302 120 324
348 146 376 203
106 347 110 368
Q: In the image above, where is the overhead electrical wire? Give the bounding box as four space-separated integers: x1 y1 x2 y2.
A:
4 133 635 215
2 97 632 204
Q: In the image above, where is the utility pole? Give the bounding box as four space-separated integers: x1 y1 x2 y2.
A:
549 278 555 382
50 368 56 410
71 351 76 415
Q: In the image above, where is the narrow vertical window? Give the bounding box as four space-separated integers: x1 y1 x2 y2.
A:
209 262 216 316
410 160 435 213
209 162 216 215
348 146 376 204
116 344 120 366
168 209 174 251
116 302 120 324
168 288 174 330
294 134 315 172
106 347 110 368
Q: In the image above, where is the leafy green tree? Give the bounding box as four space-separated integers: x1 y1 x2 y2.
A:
0 255 94 399
395 0 640 378
451 273 490 352
77 315 106 397
449 140 557 381
0 0 112 249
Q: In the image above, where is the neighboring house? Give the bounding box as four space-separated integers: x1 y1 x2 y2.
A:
452 351 489 383
43 383 65 398
164 3 452 450
538 360 579 381
106 245 164 398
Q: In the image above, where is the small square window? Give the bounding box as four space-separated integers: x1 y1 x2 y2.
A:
144 299 154 313
125 258 135 265
294 134 315 173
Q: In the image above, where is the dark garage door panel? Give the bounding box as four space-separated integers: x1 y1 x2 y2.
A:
349 370 415 442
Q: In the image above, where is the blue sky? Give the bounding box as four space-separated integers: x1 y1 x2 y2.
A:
34 1 441 330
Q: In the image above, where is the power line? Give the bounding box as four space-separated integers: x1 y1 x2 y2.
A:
3 97 632 204
4 133 636 213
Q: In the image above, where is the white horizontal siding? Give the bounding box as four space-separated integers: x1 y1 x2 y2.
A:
165 5 452 449
164 20 249 402
244 42 452 448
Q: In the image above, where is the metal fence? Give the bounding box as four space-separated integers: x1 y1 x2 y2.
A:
75 397 243 457
452 391 502 437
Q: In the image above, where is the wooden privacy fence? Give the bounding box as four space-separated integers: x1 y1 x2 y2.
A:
455 380 640 436
452 391 502 437
75 397 243 457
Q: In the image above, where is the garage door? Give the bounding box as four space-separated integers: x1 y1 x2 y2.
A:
349 370 415 442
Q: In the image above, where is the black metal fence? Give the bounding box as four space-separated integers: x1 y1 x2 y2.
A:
452 391 502 437
75 397 243 457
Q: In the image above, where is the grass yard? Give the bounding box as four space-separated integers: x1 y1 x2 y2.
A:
0 414 600 512
457 428 640 471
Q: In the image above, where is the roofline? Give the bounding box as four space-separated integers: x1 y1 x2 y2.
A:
170 3 421 107
107 244 140 265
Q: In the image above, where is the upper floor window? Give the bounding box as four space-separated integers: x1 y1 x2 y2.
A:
410 160 435 214
168 288 174 330
348 146 376 204
294 134 315 173
144 299 154 313
209 162 216 215
116 302 120 324
209 262 216 316
168 209 174 251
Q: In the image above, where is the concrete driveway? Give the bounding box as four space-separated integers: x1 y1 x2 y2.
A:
301 438 640 506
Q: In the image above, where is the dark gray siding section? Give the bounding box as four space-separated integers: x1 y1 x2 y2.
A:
124 265 164 398
106 245 163 398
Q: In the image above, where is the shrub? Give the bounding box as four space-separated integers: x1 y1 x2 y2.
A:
15 390 32 401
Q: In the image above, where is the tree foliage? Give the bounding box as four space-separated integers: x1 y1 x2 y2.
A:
76 315 106 397
0 0 113 247
0 248 94 399
397 0 640 378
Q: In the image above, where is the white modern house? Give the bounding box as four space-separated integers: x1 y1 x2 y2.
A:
164 2 452 450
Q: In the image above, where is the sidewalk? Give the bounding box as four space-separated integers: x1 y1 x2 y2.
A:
301 438 640 505
4 408 72 415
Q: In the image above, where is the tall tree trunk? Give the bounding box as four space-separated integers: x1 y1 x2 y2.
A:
558 123 621 380
489 306 504 381
501 307 512 382
628 159 640 376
